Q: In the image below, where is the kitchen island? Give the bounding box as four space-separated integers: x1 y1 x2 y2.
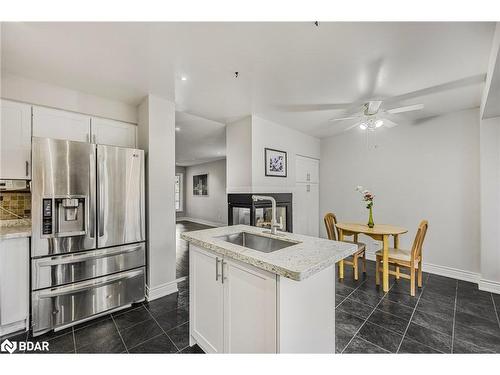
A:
181 224 357 353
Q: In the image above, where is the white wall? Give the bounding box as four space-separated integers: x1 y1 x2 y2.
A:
226 115 320 193
320 109 480 276
479 116 500 291
184 159 227 226
226 116 252 193
138 95 177 299
251 116 320 193
1 73 137 123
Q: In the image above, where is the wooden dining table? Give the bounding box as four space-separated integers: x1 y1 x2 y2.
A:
335 222 408 292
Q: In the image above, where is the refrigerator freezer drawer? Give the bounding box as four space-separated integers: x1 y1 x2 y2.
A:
32 267 145 334
32 243 146 290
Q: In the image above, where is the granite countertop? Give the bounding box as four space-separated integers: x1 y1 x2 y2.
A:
181 224 357 281
0 219 32 239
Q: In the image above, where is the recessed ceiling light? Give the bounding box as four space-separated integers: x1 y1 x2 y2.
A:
175 127 180 131
180 76 187 81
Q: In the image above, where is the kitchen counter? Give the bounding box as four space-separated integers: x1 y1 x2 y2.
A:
0 219 32 239
181 224 357 281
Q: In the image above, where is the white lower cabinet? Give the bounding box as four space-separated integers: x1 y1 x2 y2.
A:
223 257 276 353
189 245 277 353
0 237 30 336
190 247 225 353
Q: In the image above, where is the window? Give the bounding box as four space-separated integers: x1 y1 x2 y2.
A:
175 173 183 212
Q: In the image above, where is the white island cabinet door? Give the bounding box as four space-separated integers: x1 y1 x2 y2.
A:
32 106 91 142
0 100 32 179
189 245 224 353
0 238 29 336
223 258 277 353
91 118 136 148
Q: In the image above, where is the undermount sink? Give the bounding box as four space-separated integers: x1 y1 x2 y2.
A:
216 232 299 253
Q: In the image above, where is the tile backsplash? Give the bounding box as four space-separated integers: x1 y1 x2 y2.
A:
0 192 31 220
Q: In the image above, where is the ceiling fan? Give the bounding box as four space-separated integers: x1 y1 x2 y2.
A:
329 101 424 132
277 66 485 132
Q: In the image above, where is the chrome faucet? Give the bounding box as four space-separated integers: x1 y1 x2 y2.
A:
252 195 283 235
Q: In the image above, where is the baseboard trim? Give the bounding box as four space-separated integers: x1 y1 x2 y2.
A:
478 279 500 294
0 319 27 337
146 280 178 301
365 252 480 284
176 217 225 228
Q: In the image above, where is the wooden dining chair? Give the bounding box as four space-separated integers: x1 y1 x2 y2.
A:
375 220 428 296
324 213 366 280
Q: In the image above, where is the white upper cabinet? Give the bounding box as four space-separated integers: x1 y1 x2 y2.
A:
295 155 319 183
91 118 136 148
0 100 32 179
33 106 91 142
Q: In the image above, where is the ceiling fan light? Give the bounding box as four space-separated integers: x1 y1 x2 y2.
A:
359 123 367 130
375 119 384 128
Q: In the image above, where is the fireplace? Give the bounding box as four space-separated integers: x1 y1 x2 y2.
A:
227 193 293 233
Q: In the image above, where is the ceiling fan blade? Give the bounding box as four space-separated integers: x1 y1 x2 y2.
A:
277 103 353 112
329 115 362 122
383 74 486 104
382 118 399 128
344 121 362 132
386 104 424 114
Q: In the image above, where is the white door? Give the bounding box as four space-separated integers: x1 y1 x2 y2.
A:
32 106 91 142
295 155 319 183
307 183 320 237
0 238 29 335
294 183 319 237
91 117 136 148
190 245 224 353
0 100 32 179
223 258 277 353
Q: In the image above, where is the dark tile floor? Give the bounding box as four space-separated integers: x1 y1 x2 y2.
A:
335 260 500 353
0 279 203 354
176 220 213 279
3 252 499 354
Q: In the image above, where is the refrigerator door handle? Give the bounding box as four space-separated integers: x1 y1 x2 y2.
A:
98 151 105 238
89 151 96 238
36 244 144 267
37 268 144 299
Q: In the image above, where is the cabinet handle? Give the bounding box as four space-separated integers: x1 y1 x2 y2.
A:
25 161 29 177
307 184 310 192
221 260 226 283
215 257 220 281
306 172 310 181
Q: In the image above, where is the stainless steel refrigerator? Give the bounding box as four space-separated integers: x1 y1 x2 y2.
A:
30 137 146 335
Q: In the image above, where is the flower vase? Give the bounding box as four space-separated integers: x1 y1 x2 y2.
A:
367 206 374 228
